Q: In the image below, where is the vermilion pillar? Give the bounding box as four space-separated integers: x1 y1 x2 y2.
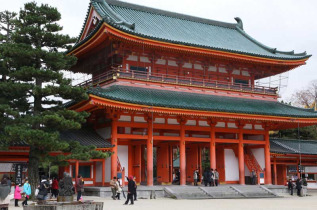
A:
238 126 245 185
180 121 186 186
264 129 272 184
210 125 216 170
75 160 79 179
147 117 153 186
273 157 277 185
102 159 105 186
111 118 118 179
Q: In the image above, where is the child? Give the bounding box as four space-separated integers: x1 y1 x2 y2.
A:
22 179 31 206
14 184 22 207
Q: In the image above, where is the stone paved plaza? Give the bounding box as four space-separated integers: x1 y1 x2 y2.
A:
8 191 317 210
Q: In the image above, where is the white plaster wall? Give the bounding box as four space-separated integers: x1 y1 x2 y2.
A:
95 162 102 182
105 157 111 182
0 163 12 172
308 182 317 189
96 127 111 139
225 149 239 181
251 148 265 169
118 145 129 178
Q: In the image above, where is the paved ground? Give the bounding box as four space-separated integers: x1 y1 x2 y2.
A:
8 191 317 210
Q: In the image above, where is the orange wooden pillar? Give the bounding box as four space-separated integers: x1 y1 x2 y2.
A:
209 124 216 170
147 116 153 186
273 157 277 185
102 159 105 186
179 119 186 186
238 125 245 185
264 129 272 184
75 160 79 179
111 118 118 179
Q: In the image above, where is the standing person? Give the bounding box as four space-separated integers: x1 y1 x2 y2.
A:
296 178 302 196
22 179 31 206
214 169 219 186
133 176 137 201
51 177 59 198
124 176 135 205
193 169 199 186
210 168 215 186
0 176 11 206
110 177 117 200
75 175 84 201
14 184 22 207
288 179 294 196
115 178 122 200
37 175 50 201
203 168 211 187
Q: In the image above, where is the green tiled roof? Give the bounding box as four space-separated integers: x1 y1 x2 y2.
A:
270 138 317 155
88 85 317 118
60 127 113 148
72 0 310 60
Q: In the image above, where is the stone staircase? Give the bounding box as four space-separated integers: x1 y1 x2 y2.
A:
164 185 278 199
164 186 211 199
200 185 244 198
233 185 278 198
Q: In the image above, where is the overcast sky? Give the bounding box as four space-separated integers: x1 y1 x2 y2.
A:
2 0 317 101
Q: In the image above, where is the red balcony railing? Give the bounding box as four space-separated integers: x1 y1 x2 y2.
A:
76 68 277 95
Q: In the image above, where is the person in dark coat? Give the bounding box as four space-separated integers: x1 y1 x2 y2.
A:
124 176 135 205
203 168 211 187
296 178 302 196
75 175 84 201
287 179 294 195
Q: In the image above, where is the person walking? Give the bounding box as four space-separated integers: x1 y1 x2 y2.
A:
14 184 22 207
193 169 199 186
51 177 59 198
124 176 135 205
22 179 31 206
214 169 219 186
75 175 84 201
296 178 302 196
110 177 117 200
288 179 294 196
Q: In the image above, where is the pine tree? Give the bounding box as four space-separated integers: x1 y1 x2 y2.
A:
0 2 109 195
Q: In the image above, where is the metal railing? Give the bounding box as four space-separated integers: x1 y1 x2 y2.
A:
76 67 277 95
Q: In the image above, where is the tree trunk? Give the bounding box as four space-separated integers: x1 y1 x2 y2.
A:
28 146 40 198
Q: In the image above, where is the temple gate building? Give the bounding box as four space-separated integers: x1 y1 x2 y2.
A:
2 0 317 188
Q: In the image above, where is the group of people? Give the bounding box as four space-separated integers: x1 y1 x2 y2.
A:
202 168 219 186
288 178 304 196
110 176 137 205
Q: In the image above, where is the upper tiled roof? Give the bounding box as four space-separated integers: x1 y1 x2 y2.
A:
88 85 317 118
72 0 310 60
270 138 317 155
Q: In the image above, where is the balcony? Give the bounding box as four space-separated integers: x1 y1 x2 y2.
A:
76 68 277 96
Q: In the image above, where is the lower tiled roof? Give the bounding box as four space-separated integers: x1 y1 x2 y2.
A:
270 138 317 155
88 85 317 118
60 127 113 148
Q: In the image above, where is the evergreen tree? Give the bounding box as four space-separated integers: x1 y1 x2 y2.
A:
0 2 109 195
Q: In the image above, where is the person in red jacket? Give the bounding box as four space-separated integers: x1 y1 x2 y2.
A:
51 177 59 198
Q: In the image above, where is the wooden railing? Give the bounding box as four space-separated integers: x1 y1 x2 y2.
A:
76 68 277 95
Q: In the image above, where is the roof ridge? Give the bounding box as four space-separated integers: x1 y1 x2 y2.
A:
104 0 238 29
271 138 317 143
